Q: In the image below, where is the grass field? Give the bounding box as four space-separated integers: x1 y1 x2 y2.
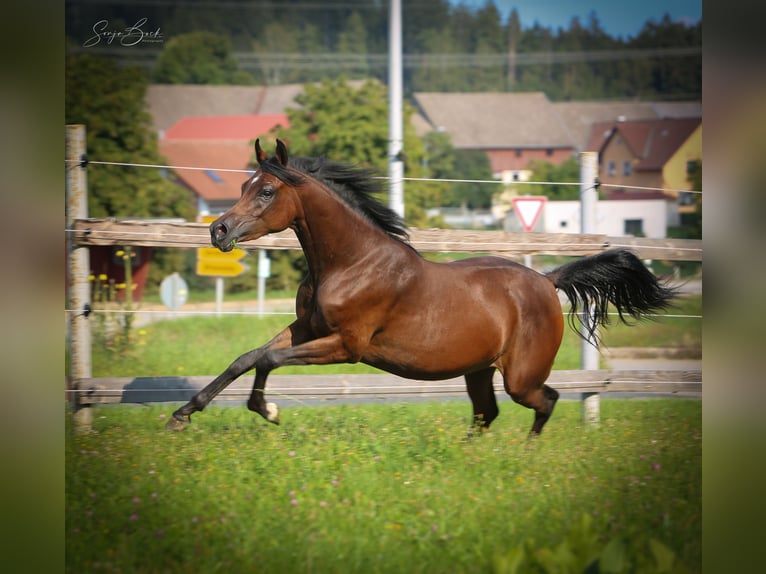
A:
66 399 701 573
90 295 701 378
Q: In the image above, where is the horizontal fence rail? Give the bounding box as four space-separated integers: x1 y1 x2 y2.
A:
70 218 702 261
71 371 702 406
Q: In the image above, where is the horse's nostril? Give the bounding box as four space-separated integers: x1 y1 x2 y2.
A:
213 223 227 237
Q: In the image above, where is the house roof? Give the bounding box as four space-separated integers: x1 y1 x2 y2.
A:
164 114 289 140
592 117 701 171
552 101 660 151
159 140 253 202
146 81 368 133
158 111 290 202
413 92 575 149
149 85 264 132
650 101 702 119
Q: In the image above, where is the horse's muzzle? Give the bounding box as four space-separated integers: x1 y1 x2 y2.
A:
210 221 233 251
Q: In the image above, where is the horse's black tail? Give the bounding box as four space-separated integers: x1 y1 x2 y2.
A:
546 249 678 346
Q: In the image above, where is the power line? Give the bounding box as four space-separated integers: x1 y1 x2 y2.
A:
68 46 701 72
64 158 703 196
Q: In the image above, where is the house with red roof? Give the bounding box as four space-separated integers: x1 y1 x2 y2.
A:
158 114 289 215
163 114 288 141
587 117 701 216
413 92 576 184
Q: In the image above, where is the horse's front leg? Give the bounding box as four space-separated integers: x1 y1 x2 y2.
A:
246 333 354 426
165 347 266 431
166 324 299 431
246 317 319 425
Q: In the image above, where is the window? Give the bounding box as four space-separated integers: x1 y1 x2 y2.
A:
546 148 553 157
624 219 644 237
607 161 616 177
205 170 223 183
515 149 522 158
686 160 701 176
622 161 632 176
679 192 696 206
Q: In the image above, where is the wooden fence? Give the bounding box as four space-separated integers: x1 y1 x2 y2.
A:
65 123 702 431
67 218 702 430
72 371 701 406
71 218 702 260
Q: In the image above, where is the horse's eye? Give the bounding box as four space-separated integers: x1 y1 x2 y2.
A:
260 187 275 200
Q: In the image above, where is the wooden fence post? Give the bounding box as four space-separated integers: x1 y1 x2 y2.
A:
579 151 600 426
66 124 92 433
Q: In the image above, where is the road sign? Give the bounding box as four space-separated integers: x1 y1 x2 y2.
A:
196 259 248 277
159 272 188 310
196 243 247 277
197 247 247 261
511 196 547 232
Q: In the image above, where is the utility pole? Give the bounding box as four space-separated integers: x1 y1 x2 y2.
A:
579 151 600 426
388 0 404 218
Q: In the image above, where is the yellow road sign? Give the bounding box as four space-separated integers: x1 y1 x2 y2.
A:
197 247 246 261
196 259 247 277
196 215 248 276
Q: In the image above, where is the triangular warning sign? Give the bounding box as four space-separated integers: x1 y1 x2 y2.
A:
511 196 547 232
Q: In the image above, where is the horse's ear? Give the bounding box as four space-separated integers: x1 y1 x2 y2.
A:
275 139 289 167
254 138 268 164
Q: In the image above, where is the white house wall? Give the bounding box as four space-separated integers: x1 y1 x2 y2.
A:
535 200 669 238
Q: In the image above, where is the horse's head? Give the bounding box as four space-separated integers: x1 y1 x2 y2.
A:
210 139 302 252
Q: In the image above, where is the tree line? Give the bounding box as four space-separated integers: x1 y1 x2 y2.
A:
66 0 701 100
65 0 701 295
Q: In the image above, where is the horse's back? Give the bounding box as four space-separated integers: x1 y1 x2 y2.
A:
360 255 562 379
444 256 564 373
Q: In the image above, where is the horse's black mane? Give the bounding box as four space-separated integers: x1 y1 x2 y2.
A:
260 155 410 242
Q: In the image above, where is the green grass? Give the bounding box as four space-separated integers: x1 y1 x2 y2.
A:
91 295 701 378
600 294 701 349
65 399 701 573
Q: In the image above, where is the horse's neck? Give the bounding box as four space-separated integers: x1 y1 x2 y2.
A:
291 183 398 277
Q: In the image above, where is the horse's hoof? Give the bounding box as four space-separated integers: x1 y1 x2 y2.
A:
265 402 280 425
165 415 190 432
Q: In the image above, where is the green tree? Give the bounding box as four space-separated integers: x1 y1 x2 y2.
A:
66 53 194 220
272 78 434 226
517 23 555 93
336 12 369 78
632 14 702 98
467 2 506 90
411 27 460 92
296 23 328 83
506 8 522 90
66 52 196 287
252 22 301 85
422 131 494 209
524 158 581 200
152 31 253 84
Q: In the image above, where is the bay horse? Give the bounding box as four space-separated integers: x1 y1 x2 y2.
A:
167 139 676 435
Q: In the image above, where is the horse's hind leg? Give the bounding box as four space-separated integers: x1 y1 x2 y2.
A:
508 381 559 436
501 367 559 436
529 384 559 435
465 368 499 432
